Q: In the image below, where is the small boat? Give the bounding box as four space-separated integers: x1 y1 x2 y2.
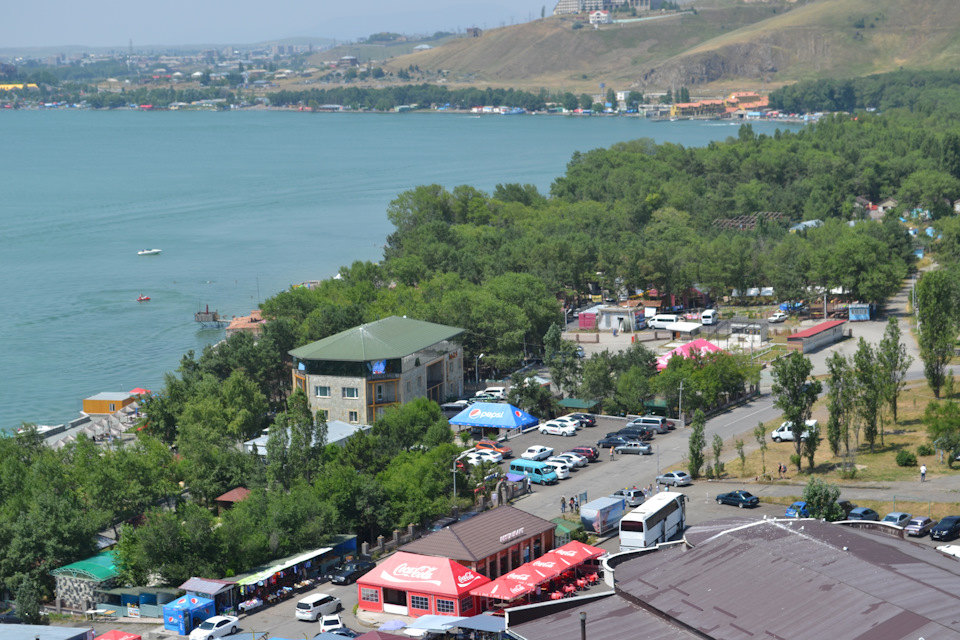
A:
137 295 150 302
138 249 162 256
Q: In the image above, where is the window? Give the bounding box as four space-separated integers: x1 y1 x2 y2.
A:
360 588 380 603
410 595 430 610
109 403 116 412
348 411 359 423
317 409 329 420
375 384 384 402
460 596 473 613
342 387 359 399
314 385 330 397
436 599 455 614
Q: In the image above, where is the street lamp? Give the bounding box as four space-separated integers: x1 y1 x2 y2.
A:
475 353 485 384
678 379 685 429
580 612 587 640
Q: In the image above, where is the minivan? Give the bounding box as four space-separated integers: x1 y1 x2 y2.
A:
508 459 560 485
476 386 506 400
295 593 343 621
648 314 680 329
629 416 670 434
701 309 718 325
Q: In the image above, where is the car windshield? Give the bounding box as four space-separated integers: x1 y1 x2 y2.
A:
676 472 689 478
942 517 960 525
740 492 753 498
199 621 216 630
908 519 924 526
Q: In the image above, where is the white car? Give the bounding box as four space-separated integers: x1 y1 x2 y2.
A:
546 456 574 472
465 450 502 465
554 416 582 430
539 421 576 437
521 445 554 461
769 311 789 323
319 614 345 633
542 460 571 479
189 616 239 640
557 451 588 467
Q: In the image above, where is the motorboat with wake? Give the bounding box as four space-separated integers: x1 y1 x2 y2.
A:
138 249 162 256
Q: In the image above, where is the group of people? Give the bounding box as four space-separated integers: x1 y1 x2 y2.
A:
560 495 580 514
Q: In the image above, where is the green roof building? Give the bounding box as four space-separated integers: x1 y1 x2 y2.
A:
291 316 464 424
50 551 118 611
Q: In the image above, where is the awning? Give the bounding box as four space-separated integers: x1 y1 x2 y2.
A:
505 473 526 482
469 569 537 600
234 546 332 586
448 403 538 430
557 398 599 410
451 614 507 633
550 540 606 564
361 552 490 597
95 632 142 640
403 614 468 636
655 338 722 371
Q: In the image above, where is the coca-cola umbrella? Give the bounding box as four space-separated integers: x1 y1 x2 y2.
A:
469 569 537 601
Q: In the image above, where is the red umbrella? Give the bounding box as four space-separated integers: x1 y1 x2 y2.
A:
128 387 151 395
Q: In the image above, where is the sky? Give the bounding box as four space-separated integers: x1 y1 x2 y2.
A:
7 0 553 49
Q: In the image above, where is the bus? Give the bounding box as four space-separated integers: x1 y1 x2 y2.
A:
619 492 686 552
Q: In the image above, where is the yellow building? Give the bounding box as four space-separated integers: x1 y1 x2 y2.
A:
83 392 135 415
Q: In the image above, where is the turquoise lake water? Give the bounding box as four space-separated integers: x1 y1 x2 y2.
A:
0 110 800 430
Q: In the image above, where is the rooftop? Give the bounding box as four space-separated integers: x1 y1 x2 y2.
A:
50 550 117 582
789 319 846 340
290 316 463 363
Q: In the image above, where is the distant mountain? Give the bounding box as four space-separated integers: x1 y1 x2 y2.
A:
379 0 960 93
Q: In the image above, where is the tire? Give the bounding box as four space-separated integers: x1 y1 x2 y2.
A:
230 627 238 635
540 429 547 434
717 499 723 505
673 481 680 487
738 503 744 509
773 437 781 443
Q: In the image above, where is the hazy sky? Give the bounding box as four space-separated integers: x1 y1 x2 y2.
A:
8 0 552 48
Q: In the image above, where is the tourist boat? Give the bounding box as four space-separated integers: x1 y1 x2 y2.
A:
137 295 150 302
138 249 162 256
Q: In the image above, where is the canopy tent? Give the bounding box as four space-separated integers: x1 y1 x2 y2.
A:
468 569 537 600
448 403 538 431
162 595 215 635
557 398 599 411
451 614 507 633
233 546 332 587
655 338 722 371
548 540 606 565
95 632 141 640
402 614 468 637
128 388 151 395
365 552 490 598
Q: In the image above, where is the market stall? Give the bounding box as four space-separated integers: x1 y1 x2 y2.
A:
233 546 332 612
448 403 539 438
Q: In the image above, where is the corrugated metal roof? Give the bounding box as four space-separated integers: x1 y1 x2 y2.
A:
179 576 236 594
289 316 462 362
788 320 846 340
612 519 960 640
400 506 555 562
50 550 117 581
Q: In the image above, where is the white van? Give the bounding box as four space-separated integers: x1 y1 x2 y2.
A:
295 593 343 621
701 309 718 325
771 420 818 443
475 386 506 400
648 314 680 329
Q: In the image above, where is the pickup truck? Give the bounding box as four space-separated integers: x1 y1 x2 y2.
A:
771 419 818 442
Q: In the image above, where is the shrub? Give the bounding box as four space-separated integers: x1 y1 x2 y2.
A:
896 450 918 467
704 463 714 479
917 444 934 456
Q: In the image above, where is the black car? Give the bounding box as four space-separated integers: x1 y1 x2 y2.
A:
618 427 654 441
569 413 596 427
597 435 631 449
716 490 759 509
930 515 960 541
326 559 377 585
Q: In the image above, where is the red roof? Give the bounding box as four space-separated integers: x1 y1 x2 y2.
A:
96 632 142 640
215 487 251 503
360 552 490 597
788 320 846 340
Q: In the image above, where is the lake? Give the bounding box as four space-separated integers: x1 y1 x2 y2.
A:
0 110 799 430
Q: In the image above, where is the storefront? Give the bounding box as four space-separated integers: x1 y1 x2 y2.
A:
399 506 556 580
233 546 333 612
356 552 490 618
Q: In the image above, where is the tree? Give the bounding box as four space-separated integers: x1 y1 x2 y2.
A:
735 439 746 476
15 577 43 625
801 421 821 471
688 409 706 478
606 88 616 108
826 352 856 469
802 477 844 521
771 352 822 472
753 422 768 478
877 317 913 426
917 269 958 398
853 338 883 453
711 433 724 477
579 93 593 110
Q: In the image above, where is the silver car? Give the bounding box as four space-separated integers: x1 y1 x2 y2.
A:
611 488 646 507
656 471 692 487
615 441 652 455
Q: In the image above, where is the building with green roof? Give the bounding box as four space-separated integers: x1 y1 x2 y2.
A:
50 551 118 610
291 316 464 424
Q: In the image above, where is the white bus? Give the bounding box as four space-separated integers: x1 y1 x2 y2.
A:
619 492 686 552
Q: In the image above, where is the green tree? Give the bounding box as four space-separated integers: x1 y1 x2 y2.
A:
507 373 559 418
606 88 616 108
688 409 707 478
753 422 768 478
853 338 883 453
735 439 746 476
826 352 856 469
917 269 957 398
771 352 822 472
802 477 844 521
711 433 724 476
877 317 913 429
579 93 593 110
801 421 821 471
15 577 43 625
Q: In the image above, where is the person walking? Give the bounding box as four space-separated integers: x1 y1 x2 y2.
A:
569 497 575 513
609 446 615 461
574 496 580 513
561 496 566 513
920 464 927 483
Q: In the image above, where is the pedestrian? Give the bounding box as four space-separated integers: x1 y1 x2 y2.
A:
561 496 566 513
609 446 615 461
569 497 575 513
574 496 580 513
778 463 783 479
921 464 927 483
